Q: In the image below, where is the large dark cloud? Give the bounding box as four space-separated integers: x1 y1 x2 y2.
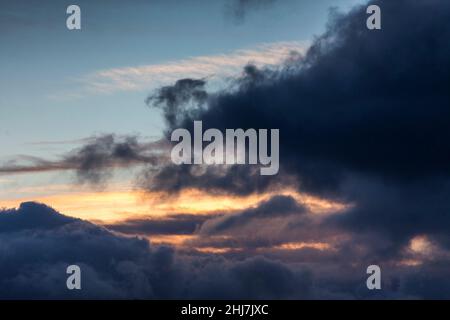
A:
0 202 316 299
145 0 450 253
0 201 78 233
2 202 450 299
149 0 450 195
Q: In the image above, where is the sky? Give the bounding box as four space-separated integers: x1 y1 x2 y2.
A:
1 0 450 299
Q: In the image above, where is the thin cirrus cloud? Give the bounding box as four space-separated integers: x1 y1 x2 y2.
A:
66 41 308 97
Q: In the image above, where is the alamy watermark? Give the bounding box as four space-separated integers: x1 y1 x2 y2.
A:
170 121 279 175
366 265 381 290
66 5 81 30
66 264 81 290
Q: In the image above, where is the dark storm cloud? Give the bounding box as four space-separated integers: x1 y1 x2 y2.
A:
0 202 315 299
0 201 78 233
2 201 450 299
0 202 172 299
328 178 450 252
0 134 169 185
145 0 450 253
149 0 450 195
401 262 450 299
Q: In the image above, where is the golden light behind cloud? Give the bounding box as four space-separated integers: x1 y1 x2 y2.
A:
0 184 349 224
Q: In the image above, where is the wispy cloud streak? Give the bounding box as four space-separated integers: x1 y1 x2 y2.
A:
0 135 170 185
76 41 307 95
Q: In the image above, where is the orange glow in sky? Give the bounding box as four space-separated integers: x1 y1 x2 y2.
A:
0 182 349 223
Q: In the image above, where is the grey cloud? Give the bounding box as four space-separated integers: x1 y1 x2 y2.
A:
105 213 219 236
146 78 208 129
1 201 450 299
0 201 313 299
0 134 169 185
0 201 78 233
198 195 306 235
